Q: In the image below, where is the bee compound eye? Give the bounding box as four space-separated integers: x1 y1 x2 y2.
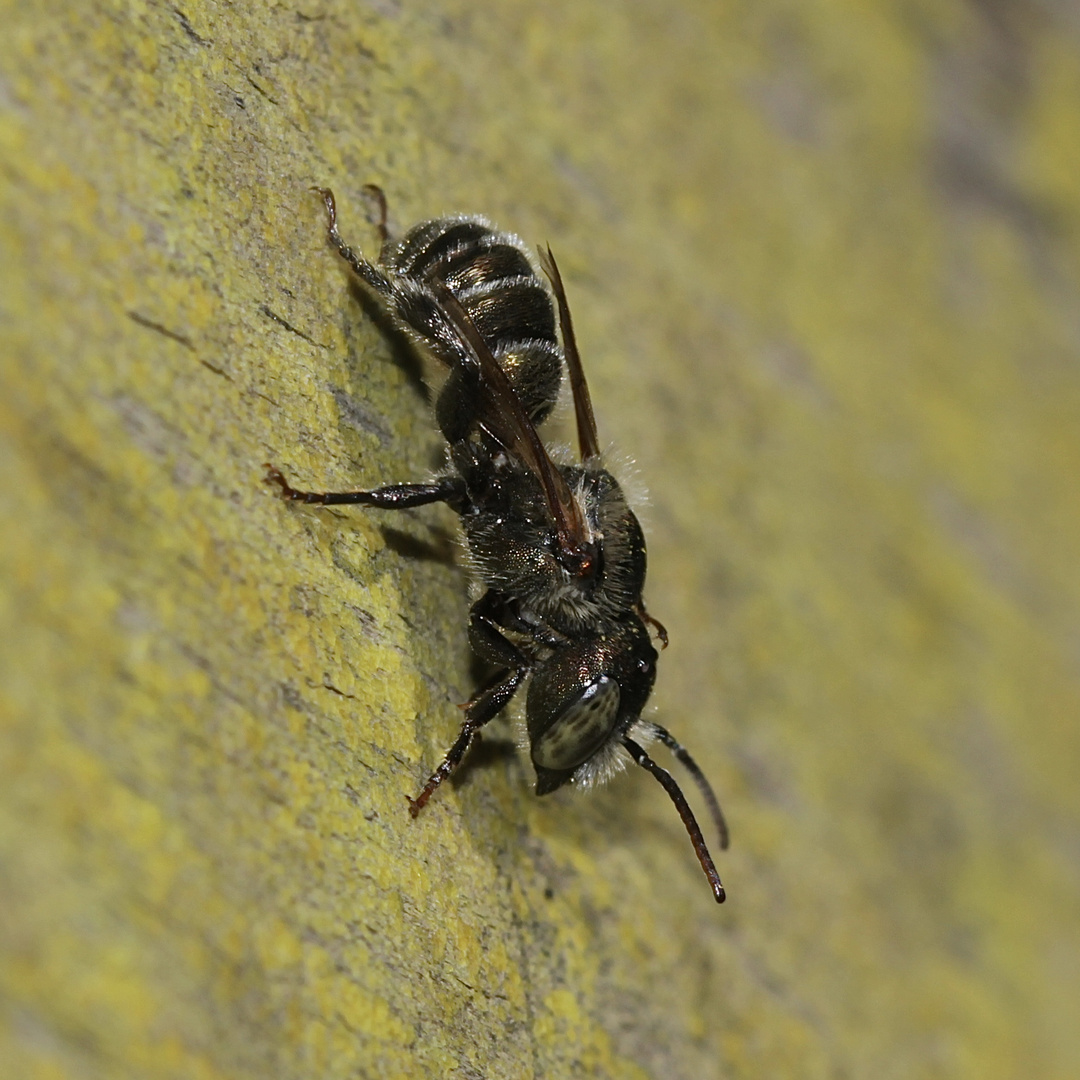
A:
531 676 621 772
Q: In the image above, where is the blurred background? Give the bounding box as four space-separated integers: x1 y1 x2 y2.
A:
2 1 1079 1077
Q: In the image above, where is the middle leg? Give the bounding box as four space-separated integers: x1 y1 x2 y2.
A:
265 465 464 509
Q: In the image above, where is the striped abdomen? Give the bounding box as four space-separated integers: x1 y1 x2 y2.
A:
382 217 564 425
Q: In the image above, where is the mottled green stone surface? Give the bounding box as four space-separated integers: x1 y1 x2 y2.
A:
3 2 1079 1077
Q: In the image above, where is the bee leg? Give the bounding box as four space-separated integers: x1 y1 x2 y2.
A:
360 183 390 253
311 186 393 297
311 187 469 377
265 465 464 509
407 602 529 816
636 603 669 649
466 596 531 669
435 362 482 444
406 668 524 817
471 588 564 650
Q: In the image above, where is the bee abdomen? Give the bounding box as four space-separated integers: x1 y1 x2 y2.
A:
440 243 535 292
387 218 492 278
458 277 556 343
385 216 563 425
491 338 563 425
387 219 556 343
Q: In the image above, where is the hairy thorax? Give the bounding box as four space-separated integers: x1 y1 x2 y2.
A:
464 462 647 636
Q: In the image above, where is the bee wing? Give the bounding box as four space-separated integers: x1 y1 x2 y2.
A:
537 245 601 463
431 283 593 567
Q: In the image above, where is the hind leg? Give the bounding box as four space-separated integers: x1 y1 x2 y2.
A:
360 183 390 255
311 186 393 297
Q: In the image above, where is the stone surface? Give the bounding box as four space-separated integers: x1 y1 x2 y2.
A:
2 2 1079 1077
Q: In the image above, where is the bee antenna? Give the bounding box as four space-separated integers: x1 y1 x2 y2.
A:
651 724 729 851
623 737 726 903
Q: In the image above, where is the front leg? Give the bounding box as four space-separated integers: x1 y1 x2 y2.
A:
408 597 531 815
265 465 464 509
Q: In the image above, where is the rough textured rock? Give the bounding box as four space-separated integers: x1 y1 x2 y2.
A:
3 2 1079 1077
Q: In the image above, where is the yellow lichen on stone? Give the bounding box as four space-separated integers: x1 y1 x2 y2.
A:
3 1 1080 1078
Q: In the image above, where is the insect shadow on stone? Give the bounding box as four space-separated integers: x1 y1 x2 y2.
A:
265 186 730 902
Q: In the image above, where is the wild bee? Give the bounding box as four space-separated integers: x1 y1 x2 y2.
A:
266 187 729 902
